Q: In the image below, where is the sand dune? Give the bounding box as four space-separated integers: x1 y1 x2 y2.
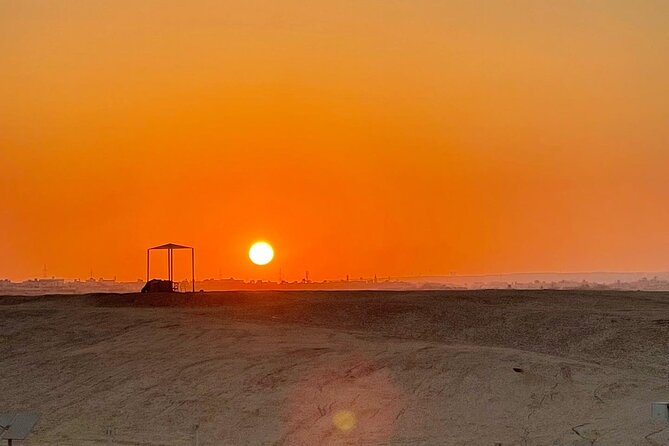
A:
1 290 668 445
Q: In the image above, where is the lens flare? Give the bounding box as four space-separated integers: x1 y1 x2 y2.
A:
333 410 356 431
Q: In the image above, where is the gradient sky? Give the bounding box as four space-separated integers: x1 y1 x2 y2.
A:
1 1 668 282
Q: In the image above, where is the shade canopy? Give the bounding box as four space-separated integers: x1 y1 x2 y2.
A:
147 243 195 292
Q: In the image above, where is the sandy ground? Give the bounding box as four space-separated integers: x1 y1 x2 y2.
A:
1 290 668 445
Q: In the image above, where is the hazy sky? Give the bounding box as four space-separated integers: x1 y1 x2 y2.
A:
1 1 668 281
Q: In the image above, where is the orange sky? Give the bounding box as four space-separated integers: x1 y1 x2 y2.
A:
1 1 668 282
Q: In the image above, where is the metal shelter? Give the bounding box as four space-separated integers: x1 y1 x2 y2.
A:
146 243 195 292
0 413 39 445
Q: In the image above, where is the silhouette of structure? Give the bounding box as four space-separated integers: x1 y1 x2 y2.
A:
141 279 176 293
146 243 195 292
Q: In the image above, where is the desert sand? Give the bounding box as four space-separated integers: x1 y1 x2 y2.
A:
1 290 668 445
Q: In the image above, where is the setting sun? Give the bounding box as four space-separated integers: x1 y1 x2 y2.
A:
249 242 274 266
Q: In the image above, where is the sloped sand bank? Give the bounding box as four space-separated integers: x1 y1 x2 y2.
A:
1 290 668 445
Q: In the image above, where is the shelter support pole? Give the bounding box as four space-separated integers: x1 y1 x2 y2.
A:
191 248 195 293
146 249 150 282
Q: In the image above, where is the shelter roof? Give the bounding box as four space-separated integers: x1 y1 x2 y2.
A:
150 243 192 250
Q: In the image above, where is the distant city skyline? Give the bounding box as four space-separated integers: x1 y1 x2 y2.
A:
4 271 669 295
4 268 669 288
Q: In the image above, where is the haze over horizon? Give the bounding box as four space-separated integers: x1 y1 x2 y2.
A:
2 1 668 282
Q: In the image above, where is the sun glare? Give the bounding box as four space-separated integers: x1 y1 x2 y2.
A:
249 241 274 266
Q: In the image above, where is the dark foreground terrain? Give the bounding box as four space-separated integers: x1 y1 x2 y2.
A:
1 290 668 445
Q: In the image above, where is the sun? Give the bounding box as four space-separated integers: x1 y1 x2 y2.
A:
249 241 274 266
